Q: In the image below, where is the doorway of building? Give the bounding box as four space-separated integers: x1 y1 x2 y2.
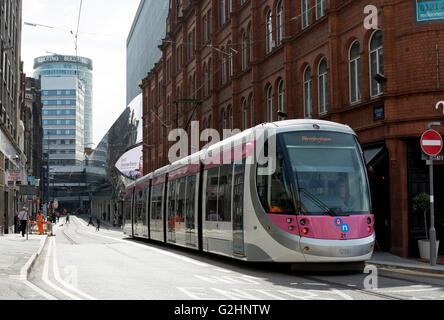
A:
365 145 391 251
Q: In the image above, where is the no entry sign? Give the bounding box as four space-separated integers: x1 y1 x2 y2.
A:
421 129 443 157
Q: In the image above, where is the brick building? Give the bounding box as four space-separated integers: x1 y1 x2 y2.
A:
140 0 444 258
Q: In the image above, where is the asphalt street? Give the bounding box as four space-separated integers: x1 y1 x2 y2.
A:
23 215 444 301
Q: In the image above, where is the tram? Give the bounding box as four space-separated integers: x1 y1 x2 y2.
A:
123 120 375 264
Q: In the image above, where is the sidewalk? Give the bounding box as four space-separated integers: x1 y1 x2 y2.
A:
0 233 48 299
369 251 444 274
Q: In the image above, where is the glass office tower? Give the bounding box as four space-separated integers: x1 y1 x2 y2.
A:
34 55 94 148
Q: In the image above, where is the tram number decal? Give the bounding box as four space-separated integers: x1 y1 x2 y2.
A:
334 218 350 233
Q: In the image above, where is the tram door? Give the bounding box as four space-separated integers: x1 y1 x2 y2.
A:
232 162 245 255
167 180 176 242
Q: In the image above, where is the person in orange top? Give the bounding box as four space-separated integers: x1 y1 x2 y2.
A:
37 212 44 235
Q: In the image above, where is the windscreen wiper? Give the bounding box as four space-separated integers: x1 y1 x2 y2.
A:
298 188 338 216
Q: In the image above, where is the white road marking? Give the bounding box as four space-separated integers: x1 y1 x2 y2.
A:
41 238 80 300
252 289 286 300
302 282 329 286
52 237 97 300
329 288 354 300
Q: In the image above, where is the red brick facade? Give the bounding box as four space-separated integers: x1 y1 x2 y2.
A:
141 0 444 257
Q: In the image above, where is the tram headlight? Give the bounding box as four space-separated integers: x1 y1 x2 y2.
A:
300 219 306 226
367 226 372 233
287 218 292 223
301 227 309 235
367 217 372 224
288 226 294 231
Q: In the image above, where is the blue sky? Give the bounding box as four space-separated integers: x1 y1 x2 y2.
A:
22 0 141 147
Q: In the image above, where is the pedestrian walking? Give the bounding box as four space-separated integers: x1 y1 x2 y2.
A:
14 211 19 234
87 215 94 226
56 211 60 223
18 207 28 237
96 217 101 231
66 212 70 224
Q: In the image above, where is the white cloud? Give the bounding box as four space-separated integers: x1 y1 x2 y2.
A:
22 0 141 147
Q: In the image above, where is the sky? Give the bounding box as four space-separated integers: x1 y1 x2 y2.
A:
22 0 141 147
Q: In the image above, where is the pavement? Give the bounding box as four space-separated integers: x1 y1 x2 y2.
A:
0 232 49 299
369 251 444 274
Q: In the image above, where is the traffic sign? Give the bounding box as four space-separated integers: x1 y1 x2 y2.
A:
420 129 443 157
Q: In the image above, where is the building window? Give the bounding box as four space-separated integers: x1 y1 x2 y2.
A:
370 30 384 97
228 105 233 130
228 42 233 79
242 99 247 130
241 32 247 71
221 0 226 26
266 85 273 122
222 109 227 130
249 26 253 63
221 49 227 84
302 0 310 29
318 58 328 114
303 66 312 119
266 9 273 54
316 0 325 19
276 1 283 46
203 16 208 42
277 79 285 120
250 96 254 126
349 40 361 104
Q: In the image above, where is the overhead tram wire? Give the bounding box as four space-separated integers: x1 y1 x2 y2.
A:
23 21 125 38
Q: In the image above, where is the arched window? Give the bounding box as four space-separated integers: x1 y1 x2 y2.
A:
276 1 283 46
349 41 361 103
228 105 233 130
318 58 328 114
303 66 312 119
277 79 285 120
242 98 248 130
222 109 227 130
370 30 383 97
266 9 273 54
241 32 247 71
266 85 273 122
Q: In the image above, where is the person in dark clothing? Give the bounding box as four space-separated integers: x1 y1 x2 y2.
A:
87 215 94 226
96 217 101 231
18 207 28 237
66 212 70 224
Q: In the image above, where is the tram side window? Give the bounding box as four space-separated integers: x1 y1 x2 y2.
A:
168 180 177 220
124 194 132 221
135 190 144 222
257 152 295 214
176 177 186 223
205 167 219 221
218 164 233 222
143 188 149 225
185 174 196 230
151 184 163 220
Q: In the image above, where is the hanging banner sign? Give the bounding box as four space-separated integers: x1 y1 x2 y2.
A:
115 145 143 180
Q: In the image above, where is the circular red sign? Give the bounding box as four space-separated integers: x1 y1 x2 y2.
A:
421 129 443 156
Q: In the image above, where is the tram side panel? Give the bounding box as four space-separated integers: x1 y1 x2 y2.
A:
201 164 234 258
149 179 166 242
165 172 200 250
122 190 134 237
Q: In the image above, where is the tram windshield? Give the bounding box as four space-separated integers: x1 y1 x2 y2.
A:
257 131 371 216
